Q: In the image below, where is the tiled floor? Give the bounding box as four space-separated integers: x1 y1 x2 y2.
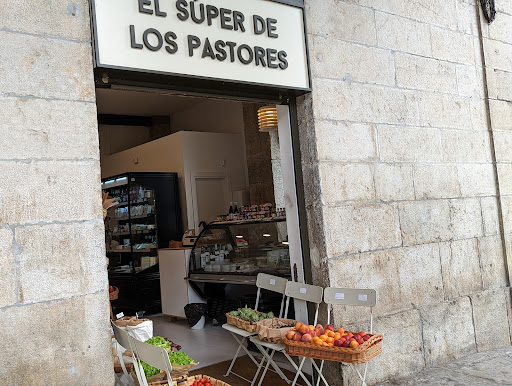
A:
151 315 243 370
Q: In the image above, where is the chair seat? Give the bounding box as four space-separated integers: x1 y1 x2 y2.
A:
222 323 258 337
249 336 286 352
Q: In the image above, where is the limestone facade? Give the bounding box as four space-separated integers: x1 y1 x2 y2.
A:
0 0 113 384
298 0 512 384
1 0 512 384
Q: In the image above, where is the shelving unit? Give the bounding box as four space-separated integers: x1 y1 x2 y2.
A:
102 172 182 315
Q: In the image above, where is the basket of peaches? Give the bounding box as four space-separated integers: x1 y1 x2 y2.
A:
282 322 383 364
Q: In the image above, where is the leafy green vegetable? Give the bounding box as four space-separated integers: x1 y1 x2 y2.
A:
140 336 194 377
140 361 160 378
168 351 194 365
229 307 276 322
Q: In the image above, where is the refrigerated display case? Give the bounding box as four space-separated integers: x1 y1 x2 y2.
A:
102 172 181 314
187 217 291 285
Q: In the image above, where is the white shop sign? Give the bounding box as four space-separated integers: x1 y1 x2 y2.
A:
90 0 310 90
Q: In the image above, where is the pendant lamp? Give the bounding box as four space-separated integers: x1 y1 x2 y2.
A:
257 106 278 132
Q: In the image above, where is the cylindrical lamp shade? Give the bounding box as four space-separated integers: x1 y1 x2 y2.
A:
258 106 278 132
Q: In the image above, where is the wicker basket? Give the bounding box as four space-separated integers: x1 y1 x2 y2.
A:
109 286 119 300
226 311 267 333
180 375 231 386
283 334 383 364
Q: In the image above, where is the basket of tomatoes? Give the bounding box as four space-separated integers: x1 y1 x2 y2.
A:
185 375 230 386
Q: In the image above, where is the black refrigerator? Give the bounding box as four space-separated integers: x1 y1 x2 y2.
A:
102 172 182 315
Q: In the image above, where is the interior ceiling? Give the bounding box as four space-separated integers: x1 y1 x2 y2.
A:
95 88 209 116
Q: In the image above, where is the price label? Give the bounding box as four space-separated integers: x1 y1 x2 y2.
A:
270 279 276 285
116 312 124 319
358 294 368 302
300 287 307 294
335 293 345 300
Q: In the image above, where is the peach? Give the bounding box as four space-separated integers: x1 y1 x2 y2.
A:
319 334 328 342
315 327 324 336
295 322 304 331
350 340 359 348
293 332 303 341
333 340 343 347
327 331 335 338
337 328 345 335
309 330 317 337
308 325 315 330
298 324 309 334
334 333 341 340
325 325 335 332
342 340 350 348
362 335 371 341
286 330 296 340
358 331 366 337
326 337 334 344
301 334 312 343
357 338 364 345
315 323 324 330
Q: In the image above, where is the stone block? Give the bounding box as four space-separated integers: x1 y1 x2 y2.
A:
494 130 512 162
324 203 401 256
481 197 500 236
377 126 442 162
301 164 322 207
310 35 395 86
450 198 483 239
489 99 512 131
484 38 512 72
305 0 377 45
296 94 317 166
315 120 377 162
399 200 451 246
457 164 496 197
0 31 95 101
470 99 489 131
488 69 512 102
431 26 475 64
456 64 484 98
418 92 472 129
15 221 108 304
478 235 508 290
488 12 512 42
0 96 100 160
496 2 512 14
0 160 103 225
0 293 113 385
414 164 461 199
374 164 415 202
0 227 16 308
442 130 491 162
500 195 512 234
0 0 91 41
497 163 512 195
470 289 512 351
456 0 479 35
340 310 425 386
395 53 457 93
375 12 432 56
420 296 477 366
440 239 483 299
312 78 419 125
318 162 374 204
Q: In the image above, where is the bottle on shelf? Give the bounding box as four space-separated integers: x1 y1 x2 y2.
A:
228 202 234 221
234 202 239 220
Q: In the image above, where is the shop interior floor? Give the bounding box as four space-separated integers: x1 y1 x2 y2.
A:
150 315 311 375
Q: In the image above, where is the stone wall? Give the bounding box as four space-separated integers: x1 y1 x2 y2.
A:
300 0 512 384
0 0 113 384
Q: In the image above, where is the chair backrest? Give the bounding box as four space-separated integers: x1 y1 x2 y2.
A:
130 336 173 381
111 320 134 351
323 287 377 333
255 273 288 317
284 281 323 325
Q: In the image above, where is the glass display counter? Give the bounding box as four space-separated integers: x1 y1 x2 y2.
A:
188 217 291 285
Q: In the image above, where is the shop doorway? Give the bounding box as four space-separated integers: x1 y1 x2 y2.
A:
97 86 309 371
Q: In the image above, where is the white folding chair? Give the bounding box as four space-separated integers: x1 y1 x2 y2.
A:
315 287 377 386
129 335 177 386
110 321 138 386
222 273 288 382
249 281 324 386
